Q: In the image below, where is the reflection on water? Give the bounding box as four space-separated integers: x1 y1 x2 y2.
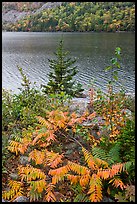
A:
2 32 135 94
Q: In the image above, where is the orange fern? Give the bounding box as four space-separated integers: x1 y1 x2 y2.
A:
8 139 30 155
29 149 46 165
2 180 24 202
18 165 46 182
88 174 103 202
49 165 70 185
67 174 80 185
44 183 56 202
82 147 98 170
46 150 64 168
109 177 126 190
68 161 90 175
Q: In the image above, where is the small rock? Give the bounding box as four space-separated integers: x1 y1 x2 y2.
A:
125 93 135 112
102 196 115 202
20 156 29 165
2 198 9 202
122 109 133 120
13 196 29 202
68 97 90 115
9 173 19 181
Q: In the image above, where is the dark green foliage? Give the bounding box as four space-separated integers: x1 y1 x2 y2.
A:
92 143 122 166
41 39 83 97
2 133 10 174
2 89 13 131
107 143 122 164
117 119 135 162
74 193 90 202
117 119 135 183
105 47 121 87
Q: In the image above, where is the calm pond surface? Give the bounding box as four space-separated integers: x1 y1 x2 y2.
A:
2 32 135 94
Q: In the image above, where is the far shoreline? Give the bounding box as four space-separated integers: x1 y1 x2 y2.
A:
2 30 135 33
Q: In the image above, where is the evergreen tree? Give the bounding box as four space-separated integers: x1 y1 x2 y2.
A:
41 39 83 97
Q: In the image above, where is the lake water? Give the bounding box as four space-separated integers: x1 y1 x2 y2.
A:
2 32 135 94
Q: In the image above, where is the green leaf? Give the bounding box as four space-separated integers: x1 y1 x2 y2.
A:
111 58 117 65
113 75 118 81
104 66 112 71
113 71 118 75
115 62 121 68
115 47 121 55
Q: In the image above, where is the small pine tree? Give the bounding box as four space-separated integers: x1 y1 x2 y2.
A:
41 39 83 97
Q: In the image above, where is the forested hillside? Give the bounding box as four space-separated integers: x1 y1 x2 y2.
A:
2 2 135 32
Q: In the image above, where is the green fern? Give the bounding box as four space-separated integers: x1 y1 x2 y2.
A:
107 143 122 164
92 147 108 161
123 161 133 172
74 193 90 202
92 143 122 166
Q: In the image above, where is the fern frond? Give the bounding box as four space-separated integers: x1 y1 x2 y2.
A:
79 174 91 187
44 183 56 202
2 180 24 201
8 140 29 155
94 157 109 169
107 143 122 164
67 174 80 185
29 149 45 165
46 130 56 142
29 179 46 193
46 150 63 168
110 163 123 177
36 116 51 129
88 174 103 202
74 193 90 202
98 162 124 180
45 191 56 202
28 190 42 202
32 132 47 146
109 177 126 190
92 146 108 162
68 161 90 175
97 169 110 180
122 161 133 172
49 165 70 184
45 110 69 129
27 179 47 201
92 144 122 166
82 147 98 170
18 165 46 182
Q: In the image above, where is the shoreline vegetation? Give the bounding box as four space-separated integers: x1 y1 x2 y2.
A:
2 2 135 32
2 41 135 202
2 30 135 33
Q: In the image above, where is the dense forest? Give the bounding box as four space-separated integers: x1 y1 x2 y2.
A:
2 2 135 32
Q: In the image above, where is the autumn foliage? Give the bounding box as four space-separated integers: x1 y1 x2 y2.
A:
3 106 130 202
